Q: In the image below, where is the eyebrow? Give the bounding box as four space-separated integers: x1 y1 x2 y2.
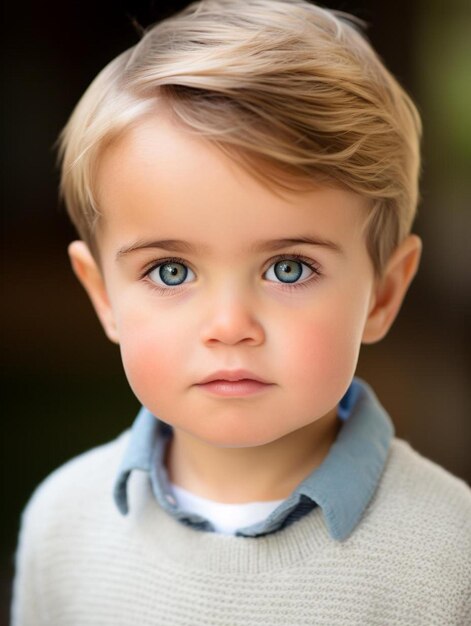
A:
116 236 344 260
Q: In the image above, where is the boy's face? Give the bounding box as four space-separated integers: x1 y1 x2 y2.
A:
75 115 390 448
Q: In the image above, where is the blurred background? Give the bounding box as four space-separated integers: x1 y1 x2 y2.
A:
2 0 470 621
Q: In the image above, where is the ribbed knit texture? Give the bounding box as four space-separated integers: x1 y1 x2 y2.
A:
12 431 471 625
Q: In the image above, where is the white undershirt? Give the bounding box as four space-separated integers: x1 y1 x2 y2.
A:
170 483 285 535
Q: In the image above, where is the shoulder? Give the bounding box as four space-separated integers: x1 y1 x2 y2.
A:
21 430 131 533
362 436 471 558
382 437 471 517
352 438 471 619
12 431 133 623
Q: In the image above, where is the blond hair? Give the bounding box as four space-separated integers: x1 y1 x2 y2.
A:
58 0 422 275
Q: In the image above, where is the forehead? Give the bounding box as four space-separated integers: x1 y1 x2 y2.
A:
95 115 370 255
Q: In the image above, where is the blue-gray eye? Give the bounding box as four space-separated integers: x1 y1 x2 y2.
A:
148 261 194 286
266 259 312 284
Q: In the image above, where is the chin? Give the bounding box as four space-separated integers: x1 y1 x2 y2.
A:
193 422 288 449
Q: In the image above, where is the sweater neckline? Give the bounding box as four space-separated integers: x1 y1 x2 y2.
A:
127 470 334 574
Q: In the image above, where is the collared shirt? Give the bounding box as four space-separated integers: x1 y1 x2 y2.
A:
114 377 394 541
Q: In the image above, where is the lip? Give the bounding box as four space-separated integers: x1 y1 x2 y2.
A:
195 370 273 398
197 369 270 384
197 379 272 397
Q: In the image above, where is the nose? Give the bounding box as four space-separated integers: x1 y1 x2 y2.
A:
199 286 265 347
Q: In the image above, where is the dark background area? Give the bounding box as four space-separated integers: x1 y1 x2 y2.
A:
2 0 470 622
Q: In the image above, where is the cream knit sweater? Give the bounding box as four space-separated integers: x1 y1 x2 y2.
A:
12 431 471 626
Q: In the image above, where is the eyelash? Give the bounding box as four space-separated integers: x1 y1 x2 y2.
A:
141 253 322 296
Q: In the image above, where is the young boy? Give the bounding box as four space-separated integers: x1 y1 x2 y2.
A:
12 0 471 624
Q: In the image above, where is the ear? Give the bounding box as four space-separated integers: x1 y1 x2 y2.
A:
68 240 119 344
362 234 422 344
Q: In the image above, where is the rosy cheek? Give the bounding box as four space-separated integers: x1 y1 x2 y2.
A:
118 318 180 407
283 309 360 391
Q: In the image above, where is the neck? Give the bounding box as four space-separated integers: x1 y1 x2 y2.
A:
165 408 341 503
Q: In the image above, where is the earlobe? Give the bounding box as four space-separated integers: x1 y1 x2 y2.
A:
362 234 422 344
68 241 119 344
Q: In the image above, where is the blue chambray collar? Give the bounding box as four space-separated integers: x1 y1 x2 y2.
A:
114 377 394 541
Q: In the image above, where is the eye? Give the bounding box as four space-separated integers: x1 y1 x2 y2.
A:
264 257 314 284
147 260 195 287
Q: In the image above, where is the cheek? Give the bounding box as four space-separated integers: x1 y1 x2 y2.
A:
280 299 366 397
116 308 189 408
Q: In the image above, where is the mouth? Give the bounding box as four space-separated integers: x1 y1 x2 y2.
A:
198 369 270 385
196 370 273 397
